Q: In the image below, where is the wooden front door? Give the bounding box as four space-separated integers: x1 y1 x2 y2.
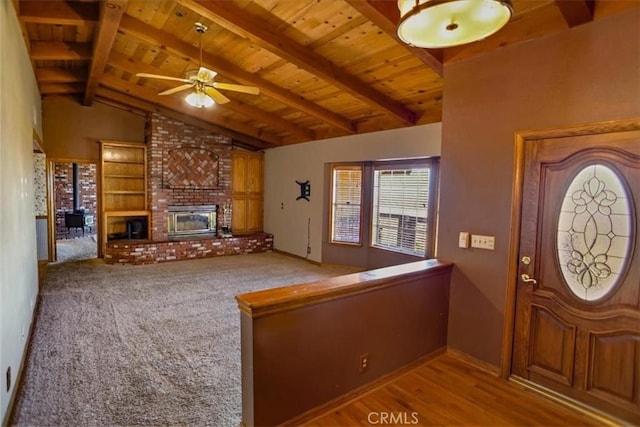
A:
512 124 640 423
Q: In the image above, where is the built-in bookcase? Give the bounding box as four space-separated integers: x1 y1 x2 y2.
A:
99 141 149 249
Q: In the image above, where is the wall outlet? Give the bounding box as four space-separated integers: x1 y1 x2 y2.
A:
359 353 369 373
471 234 495 250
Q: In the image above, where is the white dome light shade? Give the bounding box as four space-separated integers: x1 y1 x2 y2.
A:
185 91 215 108
397 0 513 49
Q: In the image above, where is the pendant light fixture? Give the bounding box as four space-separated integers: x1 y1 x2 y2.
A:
397 0 513 49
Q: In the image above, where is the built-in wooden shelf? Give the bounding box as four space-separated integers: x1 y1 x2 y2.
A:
103 210 149 216
103 159 144 165
100 140 149 252
104 174 145 179
104 190 146 195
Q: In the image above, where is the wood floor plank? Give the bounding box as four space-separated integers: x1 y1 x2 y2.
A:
303 354 604 426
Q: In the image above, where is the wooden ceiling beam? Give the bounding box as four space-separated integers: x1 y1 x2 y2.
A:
178 0 416 126
83 0 128 106
99 73 283 147
31 41 92 60
95 87 272 150
36 67 87 83
555 0 594 28
19 0 99 25
345 0 443 76
108 51 315 140
118 16 355 134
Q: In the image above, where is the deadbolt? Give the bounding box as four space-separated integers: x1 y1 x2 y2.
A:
521 256 531 265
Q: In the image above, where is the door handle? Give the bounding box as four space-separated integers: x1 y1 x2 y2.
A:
521 273 537 284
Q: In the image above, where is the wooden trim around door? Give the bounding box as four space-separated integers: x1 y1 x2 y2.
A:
500 117 640 379
46 158 100 262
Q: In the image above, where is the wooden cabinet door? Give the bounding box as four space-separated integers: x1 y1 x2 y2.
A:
231 151 263 234
233 153 248 194
232 198 247 234
513 129 640 423
247 197 263 232
247 155 263 194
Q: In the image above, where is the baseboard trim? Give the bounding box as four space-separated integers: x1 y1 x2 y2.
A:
3 295 41 426
446 347 500 376
272 248 321 266
280 347 447 426
37 259 48 290
509 375 624 426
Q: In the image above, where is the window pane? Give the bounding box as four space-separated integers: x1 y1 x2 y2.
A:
372 167 432 256
331 167 362 244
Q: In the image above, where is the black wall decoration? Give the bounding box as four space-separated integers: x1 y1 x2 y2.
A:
296 180 310 201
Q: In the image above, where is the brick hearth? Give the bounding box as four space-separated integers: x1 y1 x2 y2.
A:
105 233 273 265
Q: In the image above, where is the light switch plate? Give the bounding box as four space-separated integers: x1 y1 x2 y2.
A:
471 234 495 250
458 232 470 248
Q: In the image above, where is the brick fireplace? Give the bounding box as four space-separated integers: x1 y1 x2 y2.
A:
104 113 272 265
146 113 232 242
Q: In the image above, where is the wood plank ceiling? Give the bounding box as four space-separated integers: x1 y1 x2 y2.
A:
14 0 638 149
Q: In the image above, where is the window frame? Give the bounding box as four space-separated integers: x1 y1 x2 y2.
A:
369 158 439 258
328 163 365 246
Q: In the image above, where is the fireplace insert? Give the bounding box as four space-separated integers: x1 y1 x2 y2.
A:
167 205 217 237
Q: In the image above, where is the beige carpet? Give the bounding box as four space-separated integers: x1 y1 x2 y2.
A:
55 235 98 263
11 252 359 426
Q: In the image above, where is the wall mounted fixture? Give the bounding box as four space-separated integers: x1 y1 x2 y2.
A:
397 0 513 48
296 180 310 201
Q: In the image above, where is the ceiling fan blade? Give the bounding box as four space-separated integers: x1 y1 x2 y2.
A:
197 66 217 82
158 84 194 96
204 87 230 104
136 73 191 83
213 82 260 95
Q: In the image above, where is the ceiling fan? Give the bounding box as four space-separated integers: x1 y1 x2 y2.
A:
136 22 259 107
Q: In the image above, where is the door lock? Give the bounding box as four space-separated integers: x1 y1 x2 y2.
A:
521 256 531 265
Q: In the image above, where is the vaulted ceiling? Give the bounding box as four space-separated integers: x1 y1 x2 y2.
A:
13 0 638 149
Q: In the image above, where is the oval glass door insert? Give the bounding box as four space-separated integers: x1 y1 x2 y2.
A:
557 164 633 301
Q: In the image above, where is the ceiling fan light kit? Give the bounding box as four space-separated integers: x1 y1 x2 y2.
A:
185 90 215 108
397 0 513 48
136 22 259 108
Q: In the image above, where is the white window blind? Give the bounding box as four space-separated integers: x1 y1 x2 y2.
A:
371 165 432 256
330 166 362 244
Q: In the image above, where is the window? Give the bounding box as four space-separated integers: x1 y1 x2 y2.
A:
328 158 438 258
330 165 363 244
371 160 438 257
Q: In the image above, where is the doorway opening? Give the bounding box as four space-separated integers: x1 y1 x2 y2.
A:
52 160 98 263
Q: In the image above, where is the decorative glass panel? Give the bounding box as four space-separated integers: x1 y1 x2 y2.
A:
557 164 632 301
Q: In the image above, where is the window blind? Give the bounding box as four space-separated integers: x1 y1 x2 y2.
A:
330 166 362 244
371 167 431 256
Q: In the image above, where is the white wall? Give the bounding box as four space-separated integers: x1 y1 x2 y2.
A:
264 123 441 262
0 1 42 422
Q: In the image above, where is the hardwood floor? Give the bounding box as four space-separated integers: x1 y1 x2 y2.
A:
303 354 604 426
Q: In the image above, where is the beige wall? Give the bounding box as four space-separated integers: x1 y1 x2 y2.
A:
438 9 640 366
42 97 145 161
0 1 41 422
264 123 441 262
